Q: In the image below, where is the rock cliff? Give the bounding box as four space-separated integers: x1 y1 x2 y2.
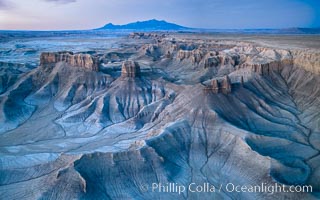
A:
40 52 100 71
121 60 141 77
239 59 293 75
135 34 320 77
292 50 320 75
206 76 232 94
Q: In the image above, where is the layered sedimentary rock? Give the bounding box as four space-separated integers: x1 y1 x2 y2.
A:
206 76 232 94
221 75 232 94
177 49 205 63
239 59 294 76
176 49 239 66
121 60 141 77
1 32 320 200
292 50 320 75
40 52 100 71
211 79 219 93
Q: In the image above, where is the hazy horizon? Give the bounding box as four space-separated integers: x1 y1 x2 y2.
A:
0 0 319 31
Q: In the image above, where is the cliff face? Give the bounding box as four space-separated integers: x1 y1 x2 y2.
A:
137 34 320 78
206 76 232 94
121 60 141 78
40 52 100 71
177 49 205 63
239 59 294 76
292 50 320 75
221 75 232 94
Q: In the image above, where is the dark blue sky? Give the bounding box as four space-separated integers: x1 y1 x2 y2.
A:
193 0 320 28
0 0 319 30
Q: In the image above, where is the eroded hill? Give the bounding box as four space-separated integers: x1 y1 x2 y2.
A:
0 33 319 200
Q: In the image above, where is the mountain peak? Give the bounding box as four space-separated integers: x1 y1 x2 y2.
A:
97 19 190 30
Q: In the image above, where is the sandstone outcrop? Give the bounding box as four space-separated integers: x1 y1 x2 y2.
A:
176 48 240 68
291 50 320 75
139 42 179 59
211 79 219 93
177 49 205 63
40 52 100 71
240 59 293 76
138 38 241 70
206 75 232 94
121 60 141 78
221 75 232 94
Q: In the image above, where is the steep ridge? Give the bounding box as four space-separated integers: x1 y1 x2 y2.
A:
0 58 110 134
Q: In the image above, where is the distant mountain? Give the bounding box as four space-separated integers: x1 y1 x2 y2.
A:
96 19 190 30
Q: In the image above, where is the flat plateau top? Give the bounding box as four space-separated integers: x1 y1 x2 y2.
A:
172 33 320 50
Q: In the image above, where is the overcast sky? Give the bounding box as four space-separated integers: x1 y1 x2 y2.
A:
0 0 319 30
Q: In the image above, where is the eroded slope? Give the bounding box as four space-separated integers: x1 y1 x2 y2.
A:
0 33 319 200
